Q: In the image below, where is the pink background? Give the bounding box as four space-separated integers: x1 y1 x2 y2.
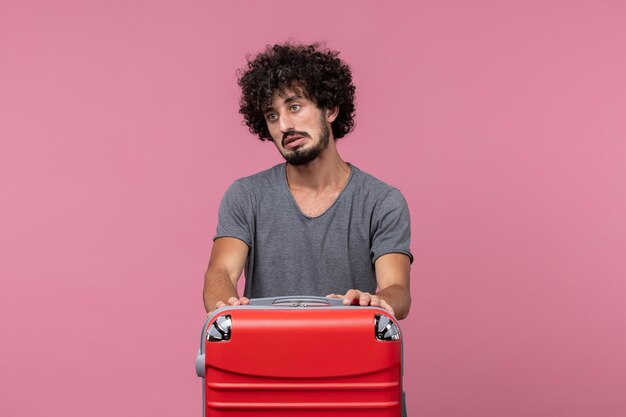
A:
1 1 625 416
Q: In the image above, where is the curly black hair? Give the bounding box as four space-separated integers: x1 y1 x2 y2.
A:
237 43 356 141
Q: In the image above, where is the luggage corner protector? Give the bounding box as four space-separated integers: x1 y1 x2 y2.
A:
195 349 205 378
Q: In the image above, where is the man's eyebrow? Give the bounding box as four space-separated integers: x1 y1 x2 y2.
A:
263 95 303 114
283 95 302 103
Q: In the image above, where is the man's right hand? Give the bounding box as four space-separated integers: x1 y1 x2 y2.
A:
209 296 250 315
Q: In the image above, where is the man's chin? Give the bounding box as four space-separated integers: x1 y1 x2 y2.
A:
283 147 322 166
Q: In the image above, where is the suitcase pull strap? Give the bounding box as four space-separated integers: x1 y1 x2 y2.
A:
249 296 345 307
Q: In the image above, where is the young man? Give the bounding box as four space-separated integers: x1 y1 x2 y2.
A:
203 43 413 319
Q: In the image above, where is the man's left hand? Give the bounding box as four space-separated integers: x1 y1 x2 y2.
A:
326 290 395 316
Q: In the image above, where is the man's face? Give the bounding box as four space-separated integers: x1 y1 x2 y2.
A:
264 88 334 166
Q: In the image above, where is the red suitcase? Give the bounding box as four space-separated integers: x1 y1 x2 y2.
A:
195 296 407 416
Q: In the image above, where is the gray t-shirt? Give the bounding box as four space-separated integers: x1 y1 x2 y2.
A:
214 163 412 298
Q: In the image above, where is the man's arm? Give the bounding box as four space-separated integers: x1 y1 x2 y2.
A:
372 253 411 319
328 253 411 319
203 237 250 314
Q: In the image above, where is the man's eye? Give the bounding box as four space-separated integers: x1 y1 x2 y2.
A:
267 114 277 121
290 104 301 111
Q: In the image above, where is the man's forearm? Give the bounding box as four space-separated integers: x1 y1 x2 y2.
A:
203 267 239 313
377 284 411 320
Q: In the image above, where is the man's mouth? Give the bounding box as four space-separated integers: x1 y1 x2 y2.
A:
283 134 308 149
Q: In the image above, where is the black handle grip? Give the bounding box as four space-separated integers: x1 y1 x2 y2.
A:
248 296 345 307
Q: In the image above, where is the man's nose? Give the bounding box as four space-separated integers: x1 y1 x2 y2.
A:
278 113 294 132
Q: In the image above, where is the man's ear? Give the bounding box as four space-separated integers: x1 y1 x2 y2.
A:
326 106 339 123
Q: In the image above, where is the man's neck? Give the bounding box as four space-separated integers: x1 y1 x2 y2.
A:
285 142 351 192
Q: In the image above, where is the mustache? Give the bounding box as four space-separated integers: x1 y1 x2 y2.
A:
282 130 311 146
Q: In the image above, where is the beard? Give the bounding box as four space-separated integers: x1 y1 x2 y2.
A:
280 116 331 166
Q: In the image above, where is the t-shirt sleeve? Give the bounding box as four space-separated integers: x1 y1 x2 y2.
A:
370 188 413 264
214 180 254 247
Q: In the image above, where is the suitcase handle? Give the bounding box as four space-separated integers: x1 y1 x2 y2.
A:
248 296 345 307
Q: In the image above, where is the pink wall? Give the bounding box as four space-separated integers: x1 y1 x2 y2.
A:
1 1 625 416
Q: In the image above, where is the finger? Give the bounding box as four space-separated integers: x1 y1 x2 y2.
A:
380 300 395 316
215 301 225 309
370 296 380 307
227 297 240 305
343 289 359 305
240 297 250 305
359 292 372 306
